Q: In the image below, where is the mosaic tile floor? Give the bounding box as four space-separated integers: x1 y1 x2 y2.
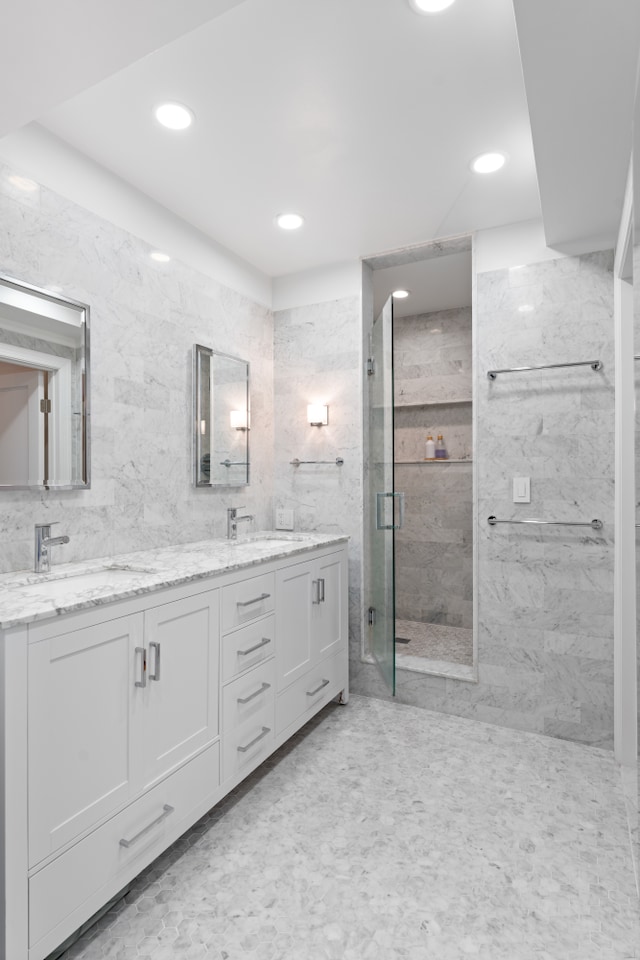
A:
57 695 639 960
395 619 473 664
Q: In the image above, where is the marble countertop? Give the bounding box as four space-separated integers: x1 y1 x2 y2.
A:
0 532 348 630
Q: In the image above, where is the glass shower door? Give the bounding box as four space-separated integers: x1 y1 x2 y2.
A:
368 297 398 693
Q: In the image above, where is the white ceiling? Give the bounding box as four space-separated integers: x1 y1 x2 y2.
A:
3 0 640 281
373 251 472 319
38 0 540 277
0 0 248 139
513 0 640 254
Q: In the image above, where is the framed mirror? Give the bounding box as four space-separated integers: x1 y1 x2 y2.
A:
194 345 249 486
0 273 90 489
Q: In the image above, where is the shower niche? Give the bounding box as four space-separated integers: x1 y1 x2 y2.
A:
369 239 476 683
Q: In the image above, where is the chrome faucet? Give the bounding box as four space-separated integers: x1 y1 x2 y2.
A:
34 523 70 573
227 506 254 540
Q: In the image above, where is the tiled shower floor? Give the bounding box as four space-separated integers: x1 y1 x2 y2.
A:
395 619 474 679
57 695 639 960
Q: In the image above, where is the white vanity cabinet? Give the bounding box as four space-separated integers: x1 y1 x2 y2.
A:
0 537 348 960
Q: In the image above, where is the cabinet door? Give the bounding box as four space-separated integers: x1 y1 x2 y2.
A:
134 592 219 793
312 552 346 661
275 561 313 691
28 614 143 867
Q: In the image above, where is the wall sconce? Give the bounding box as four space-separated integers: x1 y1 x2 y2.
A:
307 403 329 426
200 419 207 436
230 410 248 431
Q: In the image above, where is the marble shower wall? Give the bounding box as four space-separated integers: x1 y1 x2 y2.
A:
394 306 473 628
273 297 364 658
0 161 274 574
354 250 617 749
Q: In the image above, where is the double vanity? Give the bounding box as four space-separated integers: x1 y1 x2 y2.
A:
0 532 349 960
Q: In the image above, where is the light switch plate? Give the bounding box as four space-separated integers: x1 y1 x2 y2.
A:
275 507 295 530
513 477 531 503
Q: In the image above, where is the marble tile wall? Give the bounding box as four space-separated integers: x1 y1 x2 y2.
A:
0 161 275 574
354 250 617 750
395 462 473 628
273 296 364 661
393 306 473 629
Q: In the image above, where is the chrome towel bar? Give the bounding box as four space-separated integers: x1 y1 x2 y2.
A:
487 359 602 380
220 459 249 467
290 457 344 466
488 515 603 530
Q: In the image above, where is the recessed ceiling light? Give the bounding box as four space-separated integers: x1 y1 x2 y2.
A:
471 152 507 174
408 0 456 12
7 174 38 192
392 289 410 299
276 213 304 230
150 251 171 263
155 102 194 131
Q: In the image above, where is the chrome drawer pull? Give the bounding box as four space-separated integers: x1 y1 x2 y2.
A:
149 641 161 681
237 592 271 607
238 637 271 656
318 577 325 602
135 646 146 688
312 580 321 604
119 804 174 848
237 681 271 705
237 726 270 753
307 678 330 697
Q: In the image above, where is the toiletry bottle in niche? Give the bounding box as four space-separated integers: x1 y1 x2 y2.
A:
435 434 448 459
425 435 435 460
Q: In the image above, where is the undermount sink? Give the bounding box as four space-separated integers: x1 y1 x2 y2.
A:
14 565 158 600
228 534 306 546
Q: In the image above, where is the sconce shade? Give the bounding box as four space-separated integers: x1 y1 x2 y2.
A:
307 403 329 426
230 409 248 430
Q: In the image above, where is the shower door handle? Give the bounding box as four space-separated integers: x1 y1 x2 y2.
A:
376 492 405 530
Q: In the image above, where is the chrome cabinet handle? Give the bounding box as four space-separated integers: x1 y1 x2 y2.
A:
237 681 271 705
318 577 325 602
312 580 320 604
307 678 330 697
237 592 271 607
376 491 405 530
237 726 270 753
135 646 146 688
119 804 174 848
238 636 271 656
149 641 161 681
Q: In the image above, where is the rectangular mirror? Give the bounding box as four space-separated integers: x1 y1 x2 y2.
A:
194 344 249 486
0 273 90 489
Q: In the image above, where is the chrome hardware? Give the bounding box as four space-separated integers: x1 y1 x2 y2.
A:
366 357 375 376
368 606 376 627
34 522 70 573
227 506 254 540
119 804 174 848
318 577 325 602
135 646 147 688
307 678 330 697
312 580 321 605
237 592 271 607
237 682 271 705
487 515 603 531
149 642 161 682
237 726 270 753
376 492 405 530
487 359 602 380
238 637 271 656
290 457 344 466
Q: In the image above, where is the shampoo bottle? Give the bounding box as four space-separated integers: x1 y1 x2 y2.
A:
435 434 448 459
425 435 436 460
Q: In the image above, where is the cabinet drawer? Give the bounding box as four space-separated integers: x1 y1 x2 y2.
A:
222 615 275 683
222 571 275 632
29 742 220 951
222 661 275 782
276 651 343 737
